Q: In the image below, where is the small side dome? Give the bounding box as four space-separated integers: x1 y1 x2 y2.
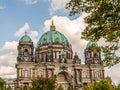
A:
86 42 97 48
19 33 32 42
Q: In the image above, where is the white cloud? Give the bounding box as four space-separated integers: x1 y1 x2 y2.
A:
105 64 120 85
15 23 30 37
0 66 16 78
49 0 70 15
15 23 38 44
0 53 16 67
0 41 18 52
22 0 38 5
29 30 38 44
0 5 5 11
0 41 17 78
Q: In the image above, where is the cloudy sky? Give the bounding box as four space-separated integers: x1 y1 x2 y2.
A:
0 0 120 85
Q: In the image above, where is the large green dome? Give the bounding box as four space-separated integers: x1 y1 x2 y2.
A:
86 42 97 48
19 34 32 42
37 30 70 48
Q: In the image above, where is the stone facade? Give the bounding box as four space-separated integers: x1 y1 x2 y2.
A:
15 19 104 90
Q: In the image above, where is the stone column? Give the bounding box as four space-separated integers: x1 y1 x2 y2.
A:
79 69 82 83
19 68 21 77
102 70 104 79
74 69 77 85
76 70 79 83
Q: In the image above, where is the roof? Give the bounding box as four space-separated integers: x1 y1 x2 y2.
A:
19 34 32 42
37 30 70 48
37 18 71 48
86 42 98 48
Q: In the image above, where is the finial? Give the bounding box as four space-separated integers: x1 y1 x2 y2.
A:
25 32 27 35
51 16 55 27
50 17 55 30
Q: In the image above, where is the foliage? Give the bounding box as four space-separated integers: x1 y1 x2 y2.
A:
17 87 22 90
0 77 6 90
31 76 56 90
84 79 114 90
83 78 120 90
115 84 120 90
6 85 12 90
27 86 31 90
67 86 73 90
66 0 120 67
57 85 64 90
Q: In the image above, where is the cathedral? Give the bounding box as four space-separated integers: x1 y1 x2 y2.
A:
15 19 104 90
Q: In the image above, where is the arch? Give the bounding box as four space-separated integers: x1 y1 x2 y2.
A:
55 37 60 43
24 70 28 77
43 38 47 45
24 49 28 56
56 71 73 90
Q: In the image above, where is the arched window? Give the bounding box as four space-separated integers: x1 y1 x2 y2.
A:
24 57 28 61
43 38 47 45
24 49 28 56
87 52 90 57
62 41 65 45
43 53 46 62
24 70 28 77
39 54 42 60
53 52 55 59
56 52 59 59
38 71 41 77
55 37 59 43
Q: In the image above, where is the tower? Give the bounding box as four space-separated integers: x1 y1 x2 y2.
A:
16 32 34 89
84 42 103 83
85 42 101 65
73 52 81 64
17 32 34 62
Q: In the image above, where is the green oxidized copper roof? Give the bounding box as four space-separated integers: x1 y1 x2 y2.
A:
37 18 70 48
86 42 98 48
19 33 32 42
37 30 70 47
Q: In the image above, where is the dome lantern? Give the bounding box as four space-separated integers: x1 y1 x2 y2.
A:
50 17 55 31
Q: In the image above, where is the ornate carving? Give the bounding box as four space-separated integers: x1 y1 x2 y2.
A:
60 65 68 71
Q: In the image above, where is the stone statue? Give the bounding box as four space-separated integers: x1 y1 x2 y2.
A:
61 58 65 63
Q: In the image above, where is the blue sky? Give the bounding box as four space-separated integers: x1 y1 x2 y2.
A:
0 0 50 46
0 0 120 85
0 0 80 46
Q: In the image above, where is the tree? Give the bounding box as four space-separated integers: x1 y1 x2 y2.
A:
27 86 31 90
84 79 114 90
83 77 120 90
17 86 22 90
116 84 120 90
66 0 120 67
31 76 56 90
6 85 12 90
57 85 64 90
0 77 6 90
67 86 73 90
